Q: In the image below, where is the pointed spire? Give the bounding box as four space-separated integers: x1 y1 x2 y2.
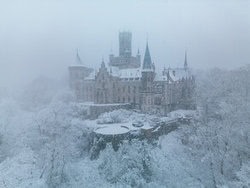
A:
110 43 113 54
184 50 188 70
76 49 83 65
142 42 153 71
101 57 106 69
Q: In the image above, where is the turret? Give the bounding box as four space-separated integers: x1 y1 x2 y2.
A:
100 58 106 70
68 50 93 83
68 50 93 101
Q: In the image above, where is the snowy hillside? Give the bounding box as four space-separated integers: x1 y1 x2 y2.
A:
0 65 250 188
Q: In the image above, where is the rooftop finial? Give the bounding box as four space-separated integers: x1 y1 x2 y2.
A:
184 50 188 70
101 56 106 68
76 48 83 65
110 42 113 54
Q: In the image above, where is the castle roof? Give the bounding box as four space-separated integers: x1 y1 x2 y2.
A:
84 66 192 82
69 50 85 67
108 66 141 79
142 42 154 71
84 71 96 80
154 68 192 82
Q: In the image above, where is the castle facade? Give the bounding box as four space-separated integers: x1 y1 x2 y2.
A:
69 32 196 115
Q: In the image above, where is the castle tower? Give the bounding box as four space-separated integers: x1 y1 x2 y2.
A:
141 42 155 111
109 32 140 69
68 50 94 101
141 42 155 92
119 31 132 57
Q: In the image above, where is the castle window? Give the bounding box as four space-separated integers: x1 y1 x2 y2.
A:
123 97 125 103
123 86 126 92
128 86 130 93
118 96 120 102
133 86 136 93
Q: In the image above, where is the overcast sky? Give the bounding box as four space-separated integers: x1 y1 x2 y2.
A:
0 0 250 88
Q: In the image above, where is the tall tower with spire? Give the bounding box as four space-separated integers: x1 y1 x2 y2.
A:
141 42 156 111
141 42 155 92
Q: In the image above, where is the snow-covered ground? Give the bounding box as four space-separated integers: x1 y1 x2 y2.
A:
92 109 195 136
1 65 250 188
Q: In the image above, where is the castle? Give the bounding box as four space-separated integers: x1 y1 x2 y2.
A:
69 32 196 116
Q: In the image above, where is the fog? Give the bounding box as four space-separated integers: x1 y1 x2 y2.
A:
0 0 250 88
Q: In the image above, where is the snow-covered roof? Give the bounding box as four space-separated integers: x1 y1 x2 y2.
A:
91 109 195 136
154 74 169 82
155 68 192 82
170 68 192 81
83 65 192 82
94 125 130 135
108 66 142 79
69 64 86 68
119 68 141 79
84 71 96 80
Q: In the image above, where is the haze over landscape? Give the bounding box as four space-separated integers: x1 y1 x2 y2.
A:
0 0 250 88
0 1 250 188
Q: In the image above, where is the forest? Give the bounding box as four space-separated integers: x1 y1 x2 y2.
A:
0 65 249 188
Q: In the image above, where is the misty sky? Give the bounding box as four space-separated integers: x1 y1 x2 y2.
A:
0 0 250 88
